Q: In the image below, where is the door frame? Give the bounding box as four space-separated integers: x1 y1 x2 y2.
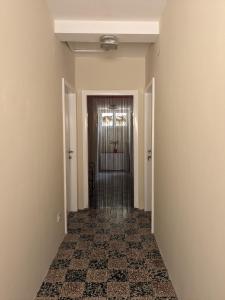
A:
144 78 155 233
62 78 77 234
82 90 139 209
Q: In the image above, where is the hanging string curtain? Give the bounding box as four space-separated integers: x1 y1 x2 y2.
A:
88 95 134 210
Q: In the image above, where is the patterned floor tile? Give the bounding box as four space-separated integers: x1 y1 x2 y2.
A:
37 282 62 297
145 259 166 270
69 258 89 270
151 269 170 281
93 241 109 250
131 296 155 300
45 269 67 283
36 209 177 299
109 240 127 251
125 228 138 235
89 259 108 269
76 241 93 251
63 233 80 242
60 282 85 297
35 297 59 300
107 296 131 300
73 250 90 259
131 297 154 300
138 228 152 235
94 234 110 242
50 259 71 270
86 269 108 283
65 270 87 282
128 269 149 282
152 280 177 298
80 234 94 241
128 241 143 249
84 282 107 297
108 257 127 270
146 249 162 260
126 234 141 242
59 297 82 300
110 234 125 241
127 249 145 260
108 270 128 282
107 282 130 297
130 282 153 297
56 249 74 260
90 248 107 259
108 249 126 258
154 297 177 300
60 242 77 250
83 298 106 300
128 259 145 269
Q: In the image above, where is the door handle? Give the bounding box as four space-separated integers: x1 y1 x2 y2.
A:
68 150 74 154
147 150 152 160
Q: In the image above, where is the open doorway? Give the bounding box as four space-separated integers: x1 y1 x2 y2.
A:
82 90 139 210
87 95 134 210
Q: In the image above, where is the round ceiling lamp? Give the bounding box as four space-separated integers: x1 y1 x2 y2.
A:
100 35 119 51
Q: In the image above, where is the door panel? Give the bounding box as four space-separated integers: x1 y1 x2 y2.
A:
68 94 77 212
65 89 71 214
62 78 77 233
144 78 155 232
144 93 152 211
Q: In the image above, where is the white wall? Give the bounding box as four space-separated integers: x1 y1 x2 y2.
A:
148 0 225 299
145 44 154 86
0 1 74 299
75 56 146 209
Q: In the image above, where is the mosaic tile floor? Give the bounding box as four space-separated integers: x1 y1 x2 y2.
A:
36 209 177 300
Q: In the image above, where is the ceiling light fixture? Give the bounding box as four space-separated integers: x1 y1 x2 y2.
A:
100 35 119 51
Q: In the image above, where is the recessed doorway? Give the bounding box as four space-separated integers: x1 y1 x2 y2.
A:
87 95 134 209
82 90 139 210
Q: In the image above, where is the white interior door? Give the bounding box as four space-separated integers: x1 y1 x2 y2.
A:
144 78 155 233
65 89 71 213
68 93 77 212
144 93 153 211
62 79 77 233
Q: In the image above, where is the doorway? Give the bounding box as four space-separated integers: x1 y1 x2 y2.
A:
82 90 139 210
62 78 77 233
88 95 134 209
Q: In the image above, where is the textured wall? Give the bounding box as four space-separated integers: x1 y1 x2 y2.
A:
151 0 225 299
0 1 74 299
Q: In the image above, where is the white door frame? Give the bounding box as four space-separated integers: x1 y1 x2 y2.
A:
82 90 139 209
62 78 77 234
144 78 155 233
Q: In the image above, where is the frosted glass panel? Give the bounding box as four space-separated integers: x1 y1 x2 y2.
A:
115 113 127 126
102 113 113 127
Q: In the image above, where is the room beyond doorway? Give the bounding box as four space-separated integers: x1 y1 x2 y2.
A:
87 95 134 210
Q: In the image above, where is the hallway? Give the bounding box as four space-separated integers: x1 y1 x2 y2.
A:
91 172 134 209
3 1 225 300
36 209 176 299
87 95 134 211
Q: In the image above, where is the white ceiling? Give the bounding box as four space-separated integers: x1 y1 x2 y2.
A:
55 20 159 43
47 0 167 21
47 0 166 54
